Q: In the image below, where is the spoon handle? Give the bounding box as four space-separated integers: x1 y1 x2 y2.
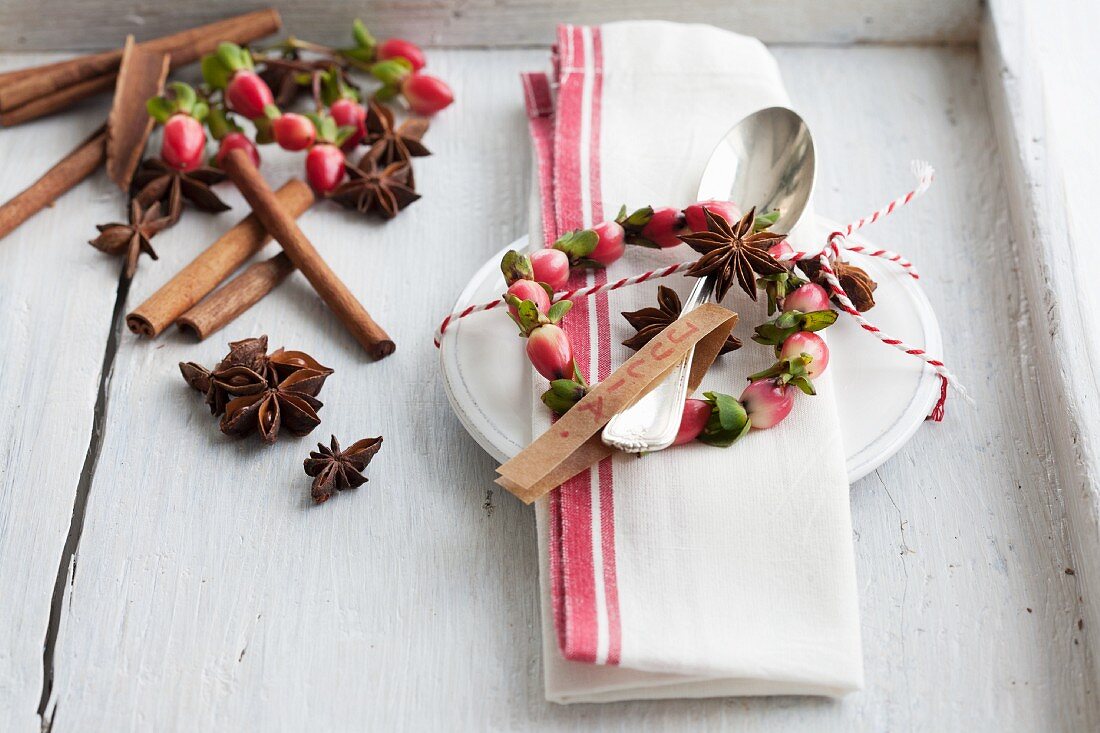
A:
600 275 715 453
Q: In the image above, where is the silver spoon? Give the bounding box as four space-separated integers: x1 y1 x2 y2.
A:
601 107 816 453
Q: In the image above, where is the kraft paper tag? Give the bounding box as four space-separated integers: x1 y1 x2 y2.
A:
496 303 738 504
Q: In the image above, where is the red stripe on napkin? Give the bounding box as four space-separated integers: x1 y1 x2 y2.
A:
525 24 622 667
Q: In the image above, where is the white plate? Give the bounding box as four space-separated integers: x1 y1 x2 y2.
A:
440 216 943 482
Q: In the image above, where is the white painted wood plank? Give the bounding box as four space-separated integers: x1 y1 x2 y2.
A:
982 0 1100 689
0 56 121 732
33 46 1098 730
0 0 980 51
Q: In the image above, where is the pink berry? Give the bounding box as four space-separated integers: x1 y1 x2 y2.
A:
526 324 574 380
641 207 687 248
590 221 626 266
305 144 346 194
674 399 711 445
215 131 260 169
781 332 830 379
402 73 454 116
740 380 794 430
683 200 740 232
530 248 570 291
161 114 206 171
225 70 275 120
330 99 367 151
377 38 426 71
272 113 316 151
507 279 551 316
783 283 831 313
767 240 794 260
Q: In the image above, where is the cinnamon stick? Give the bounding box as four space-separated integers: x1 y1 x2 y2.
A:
106 38 170 190
0 8 282 124
0 74 117 127
0 126 106 241
178 252 295 340
223 149 395 359
126 179 313 338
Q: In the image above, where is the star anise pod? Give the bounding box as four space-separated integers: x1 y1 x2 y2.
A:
621 285 740 354
131 158 230 221
680 207 787 302
330 155 420 218
364 101 430 169
89 199 173 278
800 258 878 312
179 336 335 434
220 367 330 444
304 434 383 503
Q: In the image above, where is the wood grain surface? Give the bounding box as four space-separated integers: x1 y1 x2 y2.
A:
0 0 980 51
0 25 1095 733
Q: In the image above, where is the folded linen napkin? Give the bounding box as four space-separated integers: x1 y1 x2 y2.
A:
522 22 863 704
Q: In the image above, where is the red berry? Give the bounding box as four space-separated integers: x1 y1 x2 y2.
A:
590 221 626 266
305 144 346 194
507 279 551 317
674 399 711 445
526 324 573 381
330 99 367 151
215 132 260 169
226 70 275 120
780 332 830 379
161 114 206 171
740 381 794 430
783 283 831 313
683 200 740 232
641 207 687 248
273 113 317 151
529 248 570 291
767 239 794 260
377 38 426 71
402 73 454 116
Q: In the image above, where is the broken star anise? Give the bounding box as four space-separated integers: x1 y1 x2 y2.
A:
621 285 741 354
89 199 173 278
799 258 878 312
179 336 334 444
680 207 787 302
330 155 420 218
304 434 383 503
131 158 230 222
364 101 430 169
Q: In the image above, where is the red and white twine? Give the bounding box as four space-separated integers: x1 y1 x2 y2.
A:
434 160 966 420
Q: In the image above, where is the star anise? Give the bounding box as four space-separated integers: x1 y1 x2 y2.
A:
621 285 740 354
179 336 334 443
680 207 787 302
131 158 230 221
800 258 878 312
364 101 430 169
304 434 383 503
330 155 420 218
89 199 173 277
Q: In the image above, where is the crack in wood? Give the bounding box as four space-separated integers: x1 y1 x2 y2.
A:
36 271 131 727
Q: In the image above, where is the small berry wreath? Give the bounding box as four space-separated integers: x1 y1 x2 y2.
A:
501 202 876 449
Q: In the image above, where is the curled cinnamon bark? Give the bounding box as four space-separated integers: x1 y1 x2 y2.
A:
177 253 295 340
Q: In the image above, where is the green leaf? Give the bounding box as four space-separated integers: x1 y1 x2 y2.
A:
168 82 196 113
790 376 816 396
500 250 534 284
547 299 573 324
205 106 238 140
621 205 654 229
373 84 399 103
505 295 542 336
145 97 174 124
190 101 209 123
216 43 244 72
334 125 357 148
352 19 376 52
201 54 230 90
552 229 599 263
698 392 750 447
798 309 839 332
753 209 780 232
370 59 411 86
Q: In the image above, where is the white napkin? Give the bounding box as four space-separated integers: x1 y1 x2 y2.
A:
523 21 863 704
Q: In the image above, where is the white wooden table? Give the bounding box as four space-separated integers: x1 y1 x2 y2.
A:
1 1 1097 730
